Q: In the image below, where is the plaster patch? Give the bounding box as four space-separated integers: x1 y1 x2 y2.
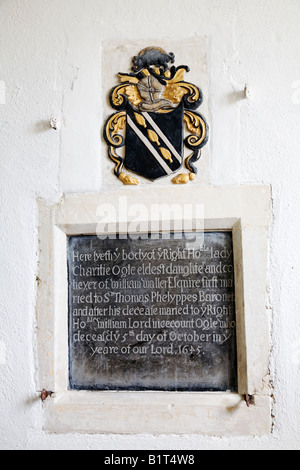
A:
0 340 6 365
0 80 6 105
291 340 300 366
291 80 300 105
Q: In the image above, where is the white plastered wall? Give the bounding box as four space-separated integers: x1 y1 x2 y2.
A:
0 0 300 450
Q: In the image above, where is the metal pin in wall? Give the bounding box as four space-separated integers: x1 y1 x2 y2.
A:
40 389 54 401
244 394 255 407
50 115 58 130
244 84 250 99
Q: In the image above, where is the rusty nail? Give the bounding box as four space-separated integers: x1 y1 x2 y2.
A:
244 394 254 407
40 389 53 401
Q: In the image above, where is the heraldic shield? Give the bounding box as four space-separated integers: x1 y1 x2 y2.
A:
104 47 209 185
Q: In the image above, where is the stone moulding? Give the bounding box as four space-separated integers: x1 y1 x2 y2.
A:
36 184 272 435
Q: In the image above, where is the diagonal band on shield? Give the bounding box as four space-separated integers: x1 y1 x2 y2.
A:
124 105 184 181
142 113 182 165
127 115 173 176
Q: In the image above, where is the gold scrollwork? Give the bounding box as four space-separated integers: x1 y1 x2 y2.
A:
177 82 200 104
108 147 123 174
163 67 193 105
111 85 128 108
106 116 140 185
184 110 207 146
185 149 201 173
109 148 139 185
114 68 200 111
105 111 126 146
161 65 201 107
111 83 142 108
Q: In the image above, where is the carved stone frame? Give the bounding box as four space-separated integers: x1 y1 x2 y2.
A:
36 185 272 435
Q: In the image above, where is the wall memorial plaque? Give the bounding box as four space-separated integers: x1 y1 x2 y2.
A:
67 231 237 392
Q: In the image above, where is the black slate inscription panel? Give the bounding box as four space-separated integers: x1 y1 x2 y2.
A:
67 232 237 391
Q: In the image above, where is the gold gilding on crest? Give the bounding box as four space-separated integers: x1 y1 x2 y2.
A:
163 68 190 104
104 47 209 185
111 84 142 108
116 67 200 112
124 86 142 107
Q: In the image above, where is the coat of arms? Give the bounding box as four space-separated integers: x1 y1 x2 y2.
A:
104 47 209 185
